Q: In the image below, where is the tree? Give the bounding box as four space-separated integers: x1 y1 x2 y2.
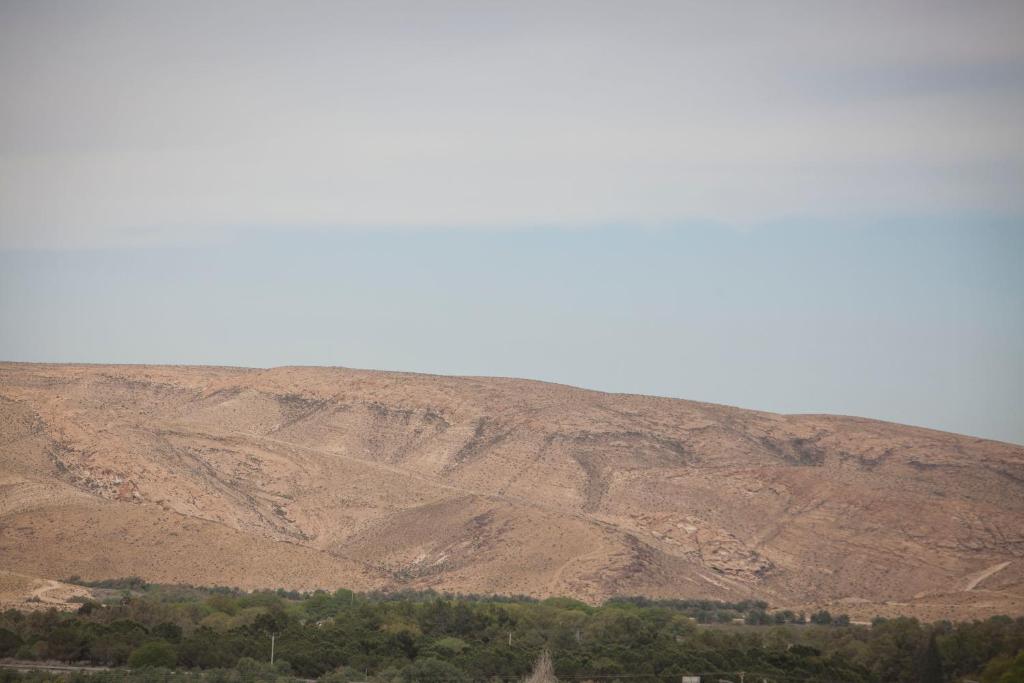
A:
745 610 771 625
152 622 182 643
524 650 557 683
997 650 1024 683
319 666 364 683
44 624 89 661
916 634 944 683
76 601 102 616
398 657 468 683
868 617 924 683
0 628 22 658
88 633 135 666
128 640 178 669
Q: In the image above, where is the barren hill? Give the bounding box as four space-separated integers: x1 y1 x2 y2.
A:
1 362 1021 619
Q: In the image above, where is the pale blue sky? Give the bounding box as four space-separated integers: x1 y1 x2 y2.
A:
1 2 1022 442
2 220 1022 444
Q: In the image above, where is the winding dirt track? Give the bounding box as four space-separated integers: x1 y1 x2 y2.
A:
28 579 64 603
965 561 1011 591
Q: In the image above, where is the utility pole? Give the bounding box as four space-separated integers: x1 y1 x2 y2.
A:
508 631 512 646
270 633 276 665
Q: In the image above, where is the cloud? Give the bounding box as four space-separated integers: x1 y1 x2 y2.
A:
2 0 1023 248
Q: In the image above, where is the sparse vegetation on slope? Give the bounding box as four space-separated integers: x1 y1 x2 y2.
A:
1 363 1022 620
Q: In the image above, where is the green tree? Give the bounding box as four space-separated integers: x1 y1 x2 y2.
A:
917 634 944 683
151 623 182 643
128 640 177 669
997 650 1024 683
0 628 22 657
398 658 468 683
44 624 89 661
88 634 135 666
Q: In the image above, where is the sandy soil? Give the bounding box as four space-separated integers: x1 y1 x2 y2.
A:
0 570 93 612
1 362 1022 619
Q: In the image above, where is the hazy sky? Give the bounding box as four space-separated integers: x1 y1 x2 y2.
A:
1 1 1022 443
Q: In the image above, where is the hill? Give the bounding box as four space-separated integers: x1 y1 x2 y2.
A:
1 362 1021 619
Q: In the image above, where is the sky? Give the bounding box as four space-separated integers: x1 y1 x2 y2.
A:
1 1 1022 443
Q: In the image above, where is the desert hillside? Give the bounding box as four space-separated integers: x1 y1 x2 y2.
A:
1 362 1021 619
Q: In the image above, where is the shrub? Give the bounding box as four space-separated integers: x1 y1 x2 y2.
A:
0 628 23 657
397 658 467 683
319 666 364 683
810 610 833 625
128 640 177 669
431 636 469 657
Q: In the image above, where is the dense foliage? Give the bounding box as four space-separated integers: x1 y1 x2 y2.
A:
1 582 1021 683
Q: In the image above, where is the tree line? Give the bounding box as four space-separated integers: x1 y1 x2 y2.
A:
0 581 1021 683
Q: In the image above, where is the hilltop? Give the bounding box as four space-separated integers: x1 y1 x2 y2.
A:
1 362 1021 619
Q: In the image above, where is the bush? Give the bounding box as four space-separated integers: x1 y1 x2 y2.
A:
152 623 183 643
319 666 364 683
76 601 102 616
0 628 22 657
810 610 833 625
128 640 178 669
397 658 467 683
430 636 469 657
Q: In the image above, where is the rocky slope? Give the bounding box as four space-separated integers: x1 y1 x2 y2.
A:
1 362 1021 619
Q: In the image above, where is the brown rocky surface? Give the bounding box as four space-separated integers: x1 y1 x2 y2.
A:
1 362 1021 618
0 570 93 612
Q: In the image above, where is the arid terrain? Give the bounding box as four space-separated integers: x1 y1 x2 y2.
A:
1 362 1021 619
0 570 92 612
